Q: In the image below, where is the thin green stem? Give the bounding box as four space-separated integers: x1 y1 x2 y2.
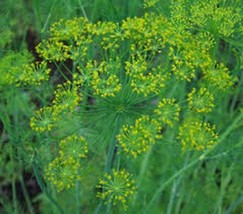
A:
214 164 234 213
137 147 152 187
54 61 70 82
19 175 35 214
12 176 18 214
33 0 42 34
166 153 189 214
10 146 18 214
32 162 64 214
144 156 200 213
41 0 57 36
132 147 152 206
104 115 120 172
94 115 121 214
76 178 82 214
144 111 243 212
219 112 243 142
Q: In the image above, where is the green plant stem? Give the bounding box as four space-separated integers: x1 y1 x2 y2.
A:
144 155 200 213
225 194 243 214
32 162 64 214
41 0 57 36
132 147 153 206
214 164 234 213
94 115 121 214
33 0 42 35
166 153 189 214
104 115 120 172
19 175 34 214
145 112 243 212
137 147 152 187
12 177 18 214
54 61 70 82
77 1 88 20
219 112 243 142
76 179 82 214
10 145 18 214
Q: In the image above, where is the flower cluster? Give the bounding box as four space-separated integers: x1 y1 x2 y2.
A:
121 13 170 53
86 59 122 97
30 107 57 133
36 40 70 62
190 0 241 37
20 62 51 86
45 157 80 192
0 50 51 87
30 74 83 133
96 169 136 209
45 134 88 192
59 135 88 160
154 98 181 127
178 119 219 151
117 115 162 158
49 17 89 42
125 55 169 96
52 80 83 113
169 46 196 82
202 62 235 91
187 87 214 113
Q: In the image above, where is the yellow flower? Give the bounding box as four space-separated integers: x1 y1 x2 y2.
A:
154 98 181 127
59 135 88 160
36 40 70 61
169 46 196 82
30 106 57 133
117 115 162 158
96 169 136 209
178 119 219 151
50 17 88 42
87 59 122 97
187 87 214 113
126 55 169 96
21 61 51 86
52 80 82 113
190 0 241 37
203 62 235 91
45 157 80 192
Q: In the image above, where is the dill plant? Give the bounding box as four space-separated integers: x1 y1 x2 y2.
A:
0 0 242 213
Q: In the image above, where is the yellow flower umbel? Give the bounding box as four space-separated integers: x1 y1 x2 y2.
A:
91 21 121 50
96 169 136 210
36 40 70 62
117 115 162 158
87 59 122 97
59 135 88 160
203 62 235 92
154 98 180 127
49 17 88 42
125 55 169 96
20 61 51 86
178 120 219 151
1 50 33 86
169 46 196 82
122 13 170 53
190 0 241 37
30 106 57 133
187 87 214 113
45 157 80 192
52 80 83 113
